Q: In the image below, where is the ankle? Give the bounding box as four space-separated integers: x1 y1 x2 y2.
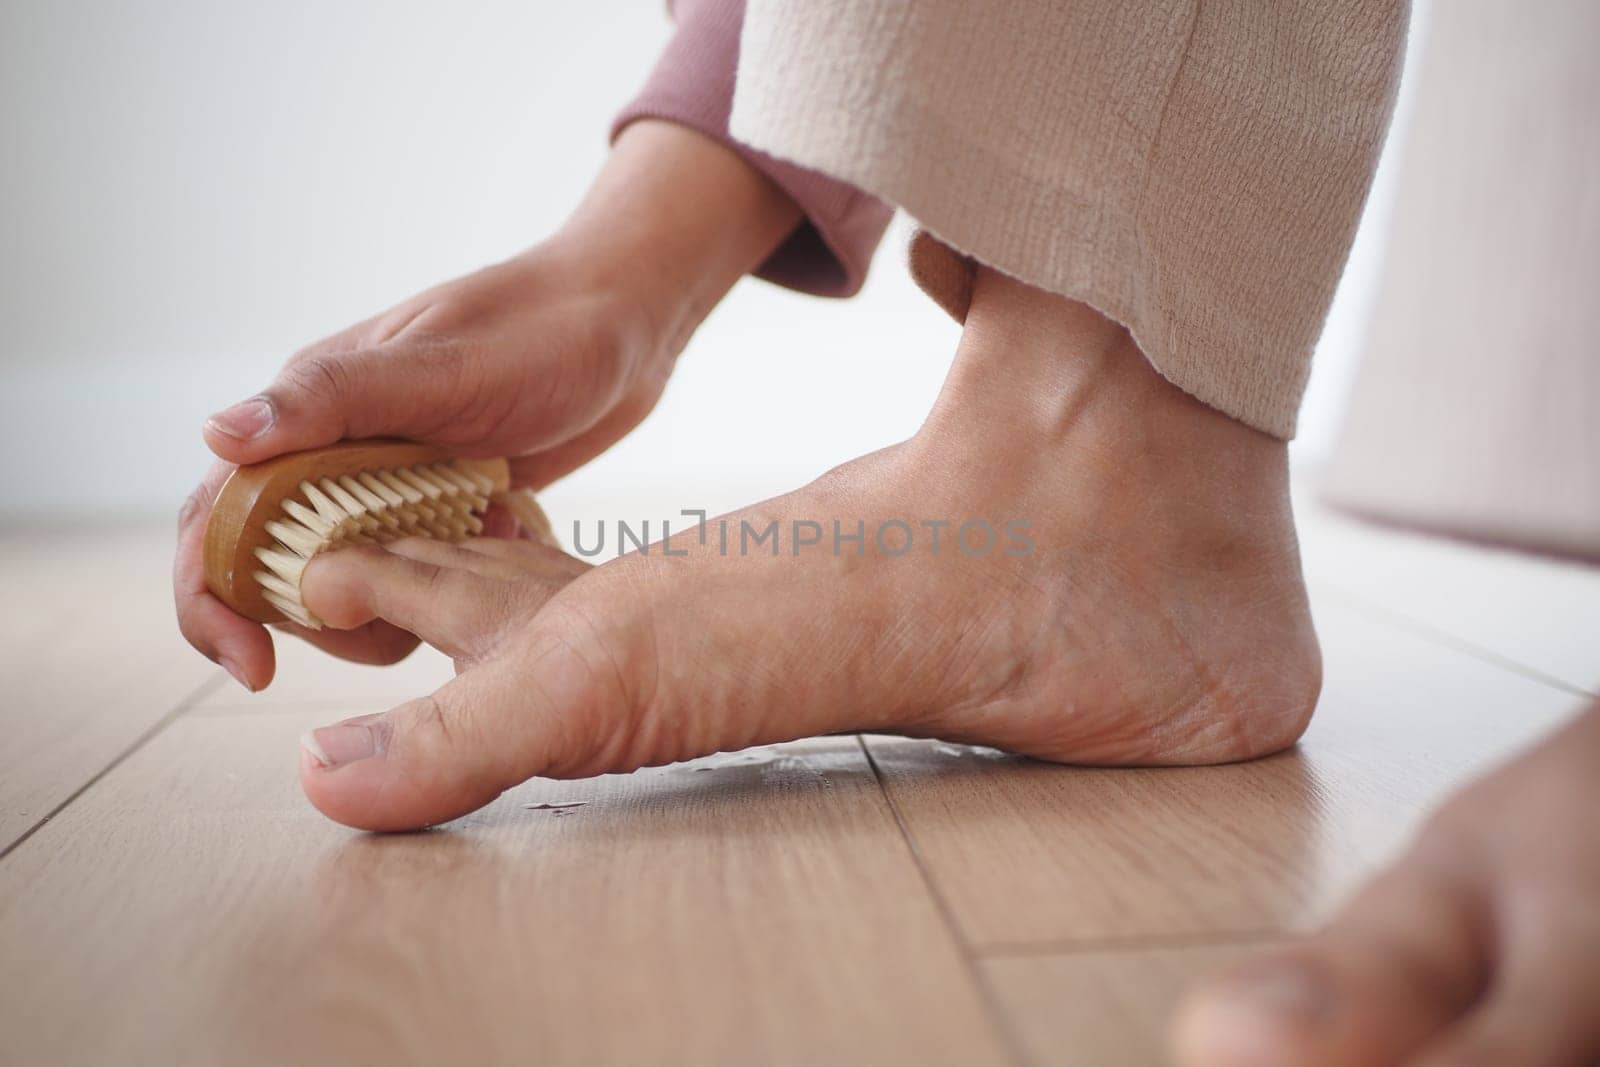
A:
925 268 1290 500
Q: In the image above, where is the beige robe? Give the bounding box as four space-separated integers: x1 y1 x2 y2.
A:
728 0 1409 440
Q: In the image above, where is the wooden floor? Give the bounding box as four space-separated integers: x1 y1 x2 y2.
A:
2 500 1596 1066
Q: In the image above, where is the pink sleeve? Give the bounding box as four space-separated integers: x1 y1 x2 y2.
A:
611 0 893 298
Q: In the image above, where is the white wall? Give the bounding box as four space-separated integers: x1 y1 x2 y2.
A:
0 1 1423 522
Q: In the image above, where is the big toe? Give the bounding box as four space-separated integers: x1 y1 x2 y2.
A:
298 609 635 830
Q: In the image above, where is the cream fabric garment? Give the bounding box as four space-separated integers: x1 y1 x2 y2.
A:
1325 0 1600 559
728 1 1407 439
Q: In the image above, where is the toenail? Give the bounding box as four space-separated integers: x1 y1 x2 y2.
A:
302 722 380 768
1220 960 1333 1024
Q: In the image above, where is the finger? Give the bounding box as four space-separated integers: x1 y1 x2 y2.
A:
299 543 528 661
200 342 440 465
201 338 530 466
298 610 633 831
174 460 275 690
1173 860 1490 1067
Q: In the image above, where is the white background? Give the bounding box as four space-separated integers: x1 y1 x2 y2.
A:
0 1 1426 522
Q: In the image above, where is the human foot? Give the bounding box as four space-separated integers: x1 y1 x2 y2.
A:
1173 700 1600 1067
298 268 1322 829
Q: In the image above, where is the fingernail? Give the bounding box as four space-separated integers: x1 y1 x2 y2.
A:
1220 961 1333 1024
206 396 275 440
301 721 380 769
219 657 254 692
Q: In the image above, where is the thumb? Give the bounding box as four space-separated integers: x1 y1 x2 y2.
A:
202 340 493 465
297 608 636 831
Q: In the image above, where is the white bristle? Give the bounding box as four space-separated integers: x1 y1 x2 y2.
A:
340 474 386 512
263 589 317 629
255 547 307 583
357 472 405 508
321 478 366 517
301 480 348 524
431 464 485 504
396 467 444 501
282 499 333 538
341 476 402 531
266 519 321 556
256 571 302 602
416 466 463 499
376 470 423 505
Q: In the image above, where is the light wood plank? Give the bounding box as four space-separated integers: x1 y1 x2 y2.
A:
1296 497 1600 696
190 632 457 713
0 717 1011 1067
863 597 1580 949
0 524 219 851
982 944 1274 1067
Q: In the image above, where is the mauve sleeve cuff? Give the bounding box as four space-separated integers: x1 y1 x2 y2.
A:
610 0 892 298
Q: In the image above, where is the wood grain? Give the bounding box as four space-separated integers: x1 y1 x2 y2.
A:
3 504 1588 1065
981 944 1279 1067
862 597 1582 948
0 718 1010 1067
0 524 219 853
1296 495 1600 697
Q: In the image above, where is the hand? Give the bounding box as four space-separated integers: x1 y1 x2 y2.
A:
176 120 801 690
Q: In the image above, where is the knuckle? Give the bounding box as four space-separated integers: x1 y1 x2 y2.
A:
412 694 457 751
411 558 450 595
515 602 644 774
280 352 356 406
397 692 494 795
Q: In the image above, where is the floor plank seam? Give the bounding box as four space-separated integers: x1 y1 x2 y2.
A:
855 736 1035 1067
0 669 227 864
975 928 1288 960
1314 581 1596 699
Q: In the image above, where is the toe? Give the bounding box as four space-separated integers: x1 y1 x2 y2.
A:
298 600 639 830
1174 864 1490 1066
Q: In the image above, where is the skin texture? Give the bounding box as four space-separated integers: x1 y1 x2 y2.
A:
1174 699 1600 1067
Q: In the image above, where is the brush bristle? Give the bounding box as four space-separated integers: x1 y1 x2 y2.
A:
253 459 499 628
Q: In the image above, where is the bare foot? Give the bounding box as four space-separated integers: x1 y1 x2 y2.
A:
1174 700 1600 1067
297 267 1322 829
